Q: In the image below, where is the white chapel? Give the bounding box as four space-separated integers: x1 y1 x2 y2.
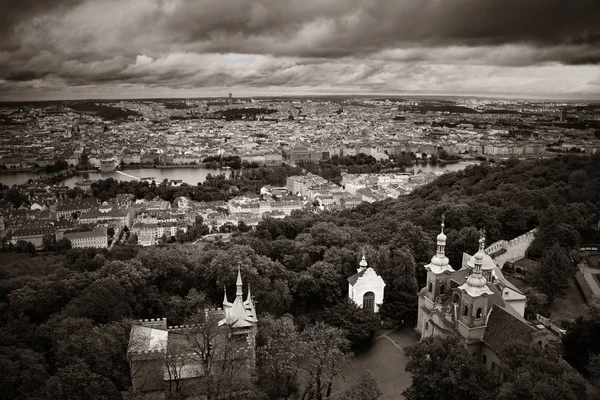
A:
347 254 386 312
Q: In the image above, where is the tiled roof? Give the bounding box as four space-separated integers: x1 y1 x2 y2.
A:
450 268 469 287
482 305 535 358
80 207 129 219
64 228 107 240
12 226 55 236
56 199 98 211
347 268 366 286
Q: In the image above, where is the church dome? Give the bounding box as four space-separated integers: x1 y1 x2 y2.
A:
437 231 447 243
467 251 496 271
359 254 368 268
430 253 449 267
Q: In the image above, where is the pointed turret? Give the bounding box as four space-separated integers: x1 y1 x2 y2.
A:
245 284 252 303
223 267 255 329
236 265 243 299
244 284 258 323
223 284 231 307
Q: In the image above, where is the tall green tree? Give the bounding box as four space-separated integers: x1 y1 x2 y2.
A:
403 336 497 400
378 247 419 326
562 304 600 376
497 340 588 400
530 244 574 302
332 371 381 400
256 314 303 399
321 300 380 349
298 323 351 400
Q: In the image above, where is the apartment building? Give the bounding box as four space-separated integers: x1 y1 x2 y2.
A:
64 227 108 249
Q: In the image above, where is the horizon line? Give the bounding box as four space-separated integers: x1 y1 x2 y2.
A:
1 92 599 104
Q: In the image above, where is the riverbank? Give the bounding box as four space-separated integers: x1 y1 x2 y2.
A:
1 161 478 188
121 164 214 170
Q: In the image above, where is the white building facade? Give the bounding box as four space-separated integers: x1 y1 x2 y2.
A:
347 255 386 313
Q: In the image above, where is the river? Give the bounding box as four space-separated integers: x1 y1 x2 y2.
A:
0 167 230 187
411 160 481 174
0 161 479 187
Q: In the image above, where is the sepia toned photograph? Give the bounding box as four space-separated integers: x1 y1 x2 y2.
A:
0 1 599 399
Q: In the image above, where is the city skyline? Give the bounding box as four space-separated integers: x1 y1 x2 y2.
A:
1 0 600 101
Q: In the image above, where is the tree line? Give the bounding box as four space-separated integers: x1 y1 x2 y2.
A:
1 154 599 399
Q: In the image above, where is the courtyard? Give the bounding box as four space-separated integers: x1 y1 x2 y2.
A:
334 328 420 399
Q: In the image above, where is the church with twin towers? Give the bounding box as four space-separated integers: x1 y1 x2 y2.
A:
416 219 560 375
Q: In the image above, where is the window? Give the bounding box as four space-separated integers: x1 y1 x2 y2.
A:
453 293 460 303
491 362 496 372
428 282 432 292
482 355 487 365
439 284 445 294
538 340 543 348
463 305 468 316
476 308 483 319
363 292 375 312
425 322 429 331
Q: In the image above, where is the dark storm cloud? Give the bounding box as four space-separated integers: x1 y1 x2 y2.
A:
157 0 600 60
0 0 83 37
4 70 47 82
2 0 599 61
0 0 599 100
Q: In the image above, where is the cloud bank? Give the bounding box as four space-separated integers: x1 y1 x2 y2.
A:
1 0 599 100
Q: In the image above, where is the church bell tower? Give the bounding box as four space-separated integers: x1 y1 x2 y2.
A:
456 232 493 342
417 217 454 337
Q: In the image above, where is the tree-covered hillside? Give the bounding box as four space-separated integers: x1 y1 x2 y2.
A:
1 154 599 399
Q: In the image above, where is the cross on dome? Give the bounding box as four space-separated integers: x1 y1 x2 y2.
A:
479 228 486 250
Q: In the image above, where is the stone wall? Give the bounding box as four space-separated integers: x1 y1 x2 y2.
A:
486 229 537 268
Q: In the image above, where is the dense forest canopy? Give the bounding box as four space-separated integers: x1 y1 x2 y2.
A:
1 154 599 399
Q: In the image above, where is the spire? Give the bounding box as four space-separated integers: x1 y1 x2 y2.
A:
436 214 447 256
236 265 243 299
478 228 486 251
223 285 231 306
426 215 453 274
358 253 368 271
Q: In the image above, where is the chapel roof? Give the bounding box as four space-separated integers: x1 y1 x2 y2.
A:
482 305 535 358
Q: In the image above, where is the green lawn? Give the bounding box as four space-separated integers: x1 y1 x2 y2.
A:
587 254 600 268
549 276 587 323
506 273 586 324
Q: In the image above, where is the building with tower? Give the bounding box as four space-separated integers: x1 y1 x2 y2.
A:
127 269 257 396
348 254 386 313
417 221 560 375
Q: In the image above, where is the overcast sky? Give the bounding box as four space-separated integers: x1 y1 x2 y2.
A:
1 0 599 101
